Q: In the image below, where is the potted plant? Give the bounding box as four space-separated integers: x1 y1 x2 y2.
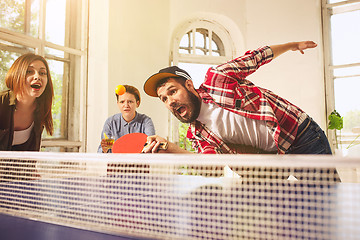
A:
328 110 360 151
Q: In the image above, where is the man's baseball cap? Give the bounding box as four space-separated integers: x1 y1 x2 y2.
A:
144 66 192 97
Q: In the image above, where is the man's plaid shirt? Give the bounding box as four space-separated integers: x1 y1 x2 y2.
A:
186 46 305 154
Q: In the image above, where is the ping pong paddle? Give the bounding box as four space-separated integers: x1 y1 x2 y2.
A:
112 133 168 153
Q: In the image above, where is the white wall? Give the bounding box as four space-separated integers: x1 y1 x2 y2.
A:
244 0 325 124
108 0 171 142
87 0 325 152
87 0 109 152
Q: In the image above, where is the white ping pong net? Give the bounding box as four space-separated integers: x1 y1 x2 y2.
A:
0 152 359 239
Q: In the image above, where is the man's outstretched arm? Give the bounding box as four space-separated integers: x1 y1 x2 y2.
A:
270 41 317 59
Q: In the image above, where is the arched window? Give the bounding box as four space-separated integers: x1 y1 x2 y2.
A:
170 18 237 150
179 28 225 56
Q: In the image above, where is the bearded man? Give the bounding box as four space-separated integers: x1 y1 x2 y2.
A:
142 41 332 156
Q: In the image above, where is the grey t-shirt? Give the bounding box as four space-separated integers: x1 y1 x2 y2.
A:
97 112 155 153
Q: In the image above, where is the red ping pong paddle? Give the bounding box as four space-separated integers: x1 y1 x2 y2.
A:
112 133 167 153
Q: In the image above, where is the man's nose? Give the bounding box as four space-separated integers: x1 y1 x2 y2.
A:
168 97 176 107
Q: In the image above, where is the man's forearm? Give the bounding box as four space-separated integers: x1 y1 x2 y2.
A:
270 41 317 59
270 42 297 59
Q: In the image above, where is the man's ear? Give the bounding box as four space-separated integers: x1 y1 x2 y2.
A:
185 79 201 99
185 79 195 91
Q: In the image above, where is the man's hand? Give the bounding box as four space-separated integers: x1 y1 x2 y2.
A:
142 135 193 154
142 135 168 153
291 41 317 54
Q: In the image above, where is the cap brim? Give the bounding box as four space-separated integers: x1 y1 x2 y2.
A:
144 72 178 97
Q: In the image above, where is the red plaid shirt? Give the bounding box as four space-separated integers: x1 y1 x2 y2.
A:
186 46 305 154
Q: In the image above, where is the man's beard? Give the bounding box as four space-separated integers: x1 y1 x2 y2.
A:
171 89 201 123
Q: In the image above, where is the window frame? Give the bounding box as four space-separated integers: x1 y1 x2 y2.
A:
0 0 88 152
322 0 360 150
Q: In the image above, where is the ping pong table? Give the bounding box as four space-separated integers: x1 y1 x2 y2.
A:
0 152 359 240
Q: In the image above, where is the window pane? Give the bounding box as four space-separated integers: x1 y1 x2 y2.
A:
334 76 360 114
30 0 40 37
180 34 189 48
328 0 347 3
195 49 205 55
212 40 219 50
211 32 224 56
43 59 67 139
46 0 66 45
178 62 215 89
334 77 360 140
0 0 25 33
333 66 360 77
330 10 360 65
0 0 40 37
45 47 65 58
195 31 205 48
179 48 190 54
0 51 21 91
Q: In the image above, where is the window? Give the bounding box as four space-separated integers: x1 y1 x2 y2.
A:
0 0 88 152
322 0 360 154
171 19 236 151
179 28 224 57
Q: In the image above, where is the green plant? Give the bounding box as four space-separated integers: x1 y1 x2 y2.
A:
179 122 195 152
328 110 343 131
328 110 343 149
328 110 360 149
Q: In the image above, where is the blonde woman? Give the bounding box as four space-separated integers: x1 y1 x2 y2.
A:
0 53 54 151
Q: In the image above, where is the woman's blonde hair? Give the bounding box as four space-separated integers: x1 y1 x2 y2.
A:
5 53 54 135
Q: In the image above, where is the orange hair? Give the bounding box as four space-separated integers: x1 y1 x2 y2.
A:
116 85 141 105
5 53 54 135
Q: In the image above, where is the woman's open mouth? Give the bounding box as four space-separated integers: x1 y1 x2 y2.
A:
30 83 42 90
